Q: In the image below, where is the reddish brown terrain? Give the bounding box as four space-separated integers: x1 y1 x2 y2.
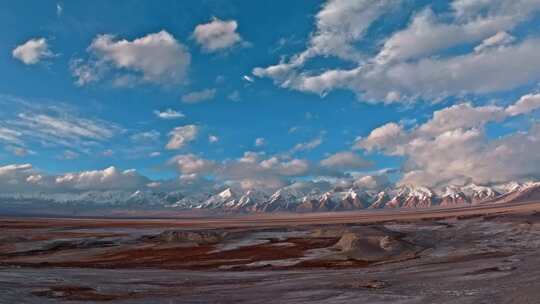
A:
2 202 540 303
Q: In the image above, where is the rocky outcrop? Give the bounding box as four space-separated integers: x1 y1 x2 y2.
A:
331 226 419 262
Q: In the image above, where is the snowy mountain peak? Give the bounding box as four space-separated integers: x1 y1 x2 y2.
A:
463 184 499 203
5 179 540 214
344 188 358 200
522 181 540 189
218 188 234 199
321 191 333 200
440 186 468 206
442 186 461 197
408 186 433 199
129 190 144 199
268 189 283 202
498 181 522 193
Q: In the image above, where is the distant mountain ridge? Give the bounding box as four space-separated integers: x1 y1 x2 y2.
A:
2 181 540 214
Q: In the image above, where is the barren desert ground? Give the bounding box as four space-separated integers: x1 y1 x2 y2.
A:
2 202 540 303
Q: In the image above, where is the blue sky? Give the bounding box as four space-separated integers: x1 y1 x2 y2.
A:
2 0 540 193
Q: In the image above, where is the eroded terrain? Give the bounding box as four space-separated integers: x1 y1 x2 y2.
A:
2 203 540 303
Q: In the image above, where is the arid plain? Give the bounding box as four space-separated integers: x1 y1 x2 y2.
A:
2 202 540 303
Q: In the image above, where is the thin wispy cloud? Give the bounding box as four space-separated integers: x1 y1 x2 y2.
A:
154 109 185 119
181 88 216 103
0 95 121 152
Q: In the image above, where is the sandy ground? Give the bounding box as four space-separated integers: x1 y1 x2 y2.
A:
2 202 540 303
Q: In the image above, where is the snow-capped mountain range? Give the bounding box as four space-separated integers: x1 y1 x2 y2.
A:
2 181 540 214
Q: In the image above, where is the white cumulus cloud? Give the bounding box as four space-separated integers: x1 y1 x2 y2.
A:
169 154 216 175
254 0 540 102
505 93 540 116
73 31 190 86
356 93 540 187
193 18 244 52
54 166 148 191
166 125 198 150
12 38 54 65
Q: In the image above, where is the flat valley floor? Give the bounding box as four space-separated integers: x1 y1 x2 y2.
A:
2 202 540 303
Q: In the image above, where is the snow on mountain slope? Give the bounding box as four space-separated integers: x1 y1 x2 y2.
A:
368 191 389 209
480 182 540 205
2 180 540 213
440 186 469 207
384 186 435 209
338 189 368 210
200 188 236 209
464 184 499 204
